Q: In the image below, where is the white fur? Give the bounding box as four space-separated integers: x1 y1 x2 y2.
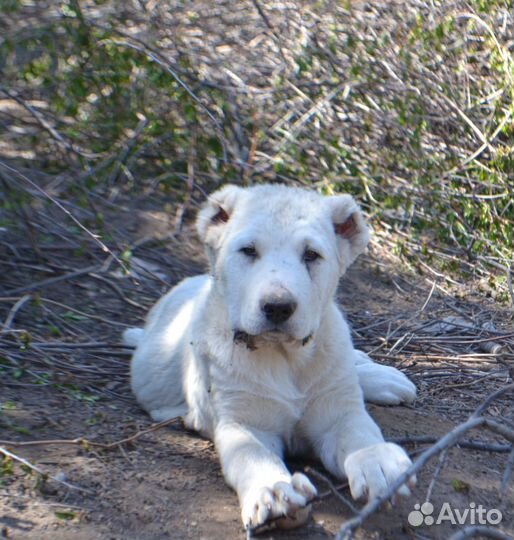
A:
354 350 416 405
122 328 144 348
127 184 416 529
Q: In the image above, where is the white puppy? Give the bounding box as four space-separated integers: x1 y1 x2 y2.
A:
126 184 416 530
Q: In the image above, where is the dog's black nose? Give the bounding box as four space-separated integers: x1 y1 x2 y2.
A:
262 301 297 324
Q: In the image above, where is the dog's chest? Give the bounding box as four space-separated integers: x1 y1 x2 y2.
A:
209 357 308 432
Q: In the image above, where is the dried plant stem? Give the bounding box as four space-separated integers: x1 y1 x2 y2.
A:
0 446 92 493
305 466 358 513
1 295 31 332
447 526 513 540
335 385 514 540
0 161 127 271
0 417 181 451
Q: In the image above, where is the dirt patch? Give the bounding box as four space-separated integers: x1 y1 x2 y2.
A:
1 195 513 540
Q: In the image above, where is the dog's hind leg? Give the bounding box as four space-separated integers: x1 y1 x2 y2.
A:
354 349 416 405
147 404 188 422
122 327 144 347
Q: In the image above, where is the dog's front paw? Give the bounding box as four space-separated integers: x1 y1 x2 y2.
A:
344 442 415 501
356 359 416 405
242 472 317 530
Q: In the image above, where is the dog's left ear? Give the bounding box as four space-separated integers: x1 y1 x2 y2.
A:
326 194 370 274
196 184 243 248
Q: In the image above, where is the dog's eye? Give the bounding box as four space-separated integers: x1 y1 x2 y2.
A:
303 249 321 263
240 246 258 258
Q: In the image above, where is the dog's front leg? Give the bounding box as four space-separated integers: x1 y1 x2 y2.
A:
214 422 317 529
337 409 414 501
309 396 414 502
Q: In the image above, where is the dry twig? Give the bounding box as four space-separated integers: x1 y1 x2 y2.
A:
447 526 513 540
335 385 514 540
0 161 127 271
1 295 31 332
0 417 181 451
0 445 92 494
305 466 358 514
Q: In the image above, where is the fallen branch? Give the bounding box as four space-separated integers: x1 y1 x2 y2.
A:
425 447 448 503
40 297 131 328
87 272 145 310
0 417 181 450
390 435 512 453
472 384 514 418
2 266 97 297
0 161 128 272
447 525 513 540
1 294 31 332
0 86 98 159
305 466 358 514
335 384 514 540
500 447 514 496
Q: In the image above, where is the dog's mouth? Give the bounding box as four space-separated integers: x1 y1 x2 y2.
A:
233 329 313 350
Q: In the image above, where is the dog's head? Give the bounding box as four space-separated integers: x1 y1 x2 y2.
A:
196 184 369 346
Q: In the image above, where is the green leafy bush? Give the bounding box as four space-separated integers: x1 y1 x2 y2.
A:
1 0 513 300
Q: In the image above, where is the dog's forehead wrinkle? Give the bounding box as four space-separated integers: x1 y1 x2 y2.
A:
234 191 326 226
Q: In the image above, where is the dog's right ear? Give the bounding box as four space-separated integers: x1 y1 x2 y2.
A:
196 185 243 247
